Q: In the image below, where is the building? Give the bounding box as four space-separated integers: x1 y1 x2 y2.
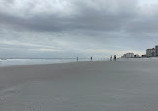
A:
126 53 134 58
155 46 158 57
122 53 134 58
146 48 155 57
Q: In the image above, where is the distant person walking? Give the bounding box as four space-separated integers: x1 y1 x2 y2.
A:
114 55 116 61
77 57 79 62
91 56 93 61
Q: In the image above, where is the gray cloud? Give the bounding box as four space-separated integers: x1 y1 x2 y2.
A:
0 0 137 32
0 0 156 34
0 0 158 58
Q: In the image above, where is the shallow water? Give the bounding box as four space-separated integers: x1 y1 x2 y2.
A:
0 58 106 67
0 59 79 67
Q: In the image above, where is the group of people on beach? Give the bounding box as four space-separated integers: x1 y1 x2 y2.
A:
110 55 117 61
77 55 117 62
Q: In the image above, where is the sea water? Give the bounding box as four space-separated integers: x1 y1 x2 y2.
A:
0 58 86 67
1 58 156 67
0 58 107 67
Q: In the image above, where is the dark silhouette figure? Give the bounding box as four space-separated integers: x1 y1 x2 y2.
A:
91 56 93 61
114 55 116 61
77 57 79 62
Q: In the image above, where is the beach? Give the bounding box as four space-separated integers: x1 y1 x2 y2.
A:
0 61 158 111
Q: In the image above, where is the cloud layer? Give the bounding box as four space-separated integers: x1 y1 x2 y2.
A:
0 0 158 58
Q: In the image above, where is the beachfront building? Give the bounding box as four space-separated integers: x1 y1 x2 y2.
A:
155 46 158 57
122 53 134 58
146 48 155 57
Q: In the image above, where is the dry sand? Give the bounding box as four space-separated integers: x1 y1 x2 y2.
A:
0 61 158 111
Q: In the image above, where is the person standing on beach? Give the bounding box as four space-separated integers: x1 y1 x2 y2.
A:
114 55 116 61
77 57 79 62
91 56 93 61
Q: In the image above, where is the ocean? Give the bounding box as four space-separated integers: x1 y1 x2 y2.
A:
0 58 106 67
0 58 77 67
0 57 158 67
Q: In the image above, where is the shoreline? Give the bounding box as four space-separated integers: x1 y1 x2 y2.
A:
0 61 105 90
0 60 154 90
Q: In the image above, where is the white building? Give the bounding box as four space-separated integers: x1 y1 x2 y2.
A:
146 48 155 57
122 53 134 58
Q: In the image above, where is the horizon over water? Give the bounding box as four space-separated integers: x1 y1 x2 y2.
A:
0 58 107 67
1 57 158 67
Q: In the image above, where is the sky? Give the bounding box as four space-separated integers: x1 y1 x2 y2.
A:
0 0 158 58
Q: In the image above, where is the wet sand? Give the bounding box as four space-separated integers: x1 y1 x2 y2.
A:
0 61 158 111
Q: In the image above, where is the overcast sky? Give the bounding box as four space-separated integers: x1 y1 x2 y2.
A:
0 0 158 58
